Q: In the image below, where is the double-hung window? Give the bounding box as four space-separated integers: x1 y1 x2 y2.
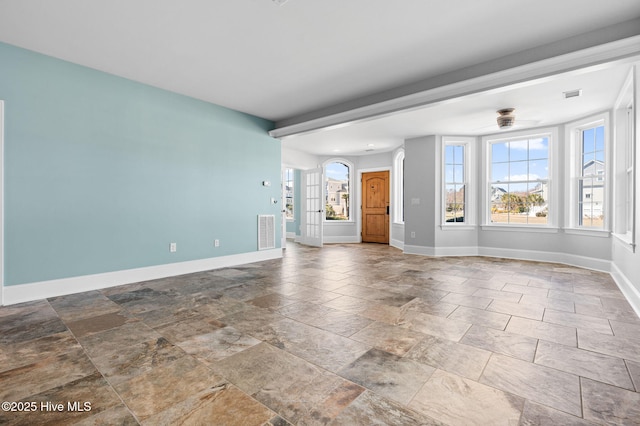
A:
624 104 635 237
577 124 606 228
394 150 405 224
444 141 467 223
284 168 294 220
487 135 550 226
612 71 635 246
567 114 608 231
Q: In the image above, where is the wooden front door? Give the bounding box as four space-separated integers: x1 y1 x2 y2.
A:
362 171 389 244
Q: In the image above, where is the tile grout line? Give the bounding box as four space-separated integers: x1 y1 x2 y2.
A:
52 302 143 425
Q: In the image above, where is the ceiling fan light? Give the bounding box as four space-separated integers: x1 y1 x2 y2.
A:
497 108 516 129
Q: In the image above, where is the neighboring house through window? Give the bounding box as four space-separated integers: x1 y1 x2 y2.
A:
444 140 467 224
284 167 294 220
486 133 551 226
580 125 606 228
325 160 351 220
567 114 608 230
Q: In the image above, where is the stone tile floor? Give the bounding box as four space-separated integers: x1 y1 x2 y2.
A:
1 242 639 425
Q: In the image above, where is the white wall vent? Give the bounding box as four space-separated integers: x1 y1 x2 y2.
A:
258 215 276 250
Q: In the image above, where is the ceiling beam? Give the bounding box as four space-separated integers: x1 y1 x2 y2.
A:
270 18 640 139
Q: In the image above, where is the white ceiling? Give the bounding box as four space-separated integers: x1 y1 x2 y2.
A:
282 62 635 155
0 0 638 156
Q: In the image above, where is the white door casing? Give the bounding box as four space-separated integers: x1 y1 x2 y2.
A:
301 167 323 247
0 101 4 306
281 168 287 249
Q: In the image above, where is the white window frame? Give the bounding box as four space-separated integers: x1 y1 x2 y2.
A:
442 136 475 228
565 113 610 235
284 167 295 221
323 158 354 222
481 128 557 232
393 149 405 224
612 68 636 251
624 103 635 238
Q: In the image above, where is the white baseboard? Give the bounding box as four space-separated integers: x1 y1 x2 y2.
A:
403 244 610 273
2 249 283 306
390 238 404 251
403 244 640 312
403 244 437 256
436 246 480 257
610 262 640 319
403 245 479 257
477 246 611 273
323 236 360 244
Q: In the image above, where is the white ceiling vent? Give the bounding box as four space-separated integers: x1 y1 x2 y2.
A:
258 215 276 250
563 89 583 99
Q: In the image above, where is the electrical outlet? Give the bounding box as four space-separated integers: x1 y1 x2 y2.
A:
170 242 177 252
214 239 220 247
411 232 416 238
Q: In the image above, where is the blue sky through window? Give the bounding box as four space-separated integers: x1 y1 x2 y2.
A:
582 125 605 166
326 162 349 180
445 145 464 183
491 137 549 182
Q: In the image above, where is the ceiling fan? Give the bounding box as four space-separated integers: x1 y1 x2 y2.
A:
496 108 516 129
472 108 540 133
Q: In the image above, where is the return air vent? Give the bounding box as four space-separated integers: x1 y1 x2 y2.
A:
258 215 276 250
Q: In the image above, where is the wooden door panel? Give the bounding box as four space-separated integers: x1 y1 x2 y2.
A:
362 171 389 244
365 214 387 237
366 177 387 208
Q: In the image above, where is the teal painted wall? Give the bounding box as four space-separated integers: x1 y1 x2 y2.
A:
0 42 281 286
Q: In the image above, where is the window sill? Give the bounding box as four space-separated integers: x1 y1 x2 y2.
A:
612 232 636 252
612 232 633 245
440 225 477 231
481 225 559 233
562 228 610 238
324 220 354 225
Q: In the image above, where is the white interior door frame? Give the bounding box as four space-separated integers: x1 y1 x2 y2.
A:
0 101 5 306
357 166 391 243
281 167 287 250
301 167 323 247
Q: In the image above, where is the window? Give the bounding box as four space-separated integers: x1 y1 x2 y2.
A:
325 161 350 220
444 143 466 223
488 135 550 225
624 104 634 236
566 114 609 232
577 124 606 228
393 150 405 224
284 168 294 220
612 70 635 242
